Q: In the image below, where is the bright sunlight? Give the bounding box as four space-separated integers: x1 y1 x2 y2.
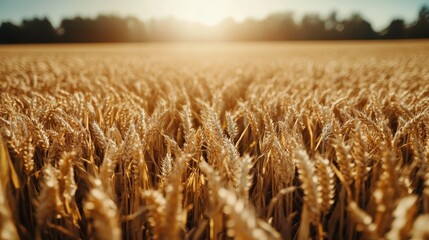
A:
179 0 230 26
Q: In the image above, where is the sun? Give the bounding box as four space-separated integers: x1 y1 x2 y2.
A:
181 0 229 26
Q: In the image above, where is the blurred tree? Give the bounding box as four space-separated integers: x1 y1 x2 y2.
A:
408 6 429 38
60 15 140 42
0 22 22 43
21 18 57 43
264 13 297 40
60 17 95 42
300 14 327 40
93 15 130 42
126 17 146 42
324 12 342 40
217 18 238 41
340 13 376 39
382 19 405 39
280 13 298 40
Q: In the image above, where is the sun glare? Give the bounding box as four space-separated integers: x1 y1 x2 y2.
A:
181 0 229 26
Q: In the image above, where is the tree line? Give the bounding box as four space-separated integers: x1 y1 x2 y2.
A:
1 6 428 43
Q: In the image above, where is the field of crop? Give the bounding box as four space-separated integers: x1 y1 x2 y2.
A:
1 41 429 240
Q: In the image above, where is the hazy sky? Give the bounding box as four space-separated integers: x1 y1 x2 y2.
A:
1 0 429 30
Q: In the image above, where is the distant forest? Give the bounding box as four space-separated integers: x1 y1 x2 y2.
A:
1 6 429 43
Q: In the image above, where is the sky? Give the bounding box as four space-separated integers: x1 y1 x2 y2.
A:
1 0 429 30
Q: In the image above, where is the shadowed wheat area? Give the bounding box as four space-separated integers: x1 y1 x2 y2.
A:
1 41 429 240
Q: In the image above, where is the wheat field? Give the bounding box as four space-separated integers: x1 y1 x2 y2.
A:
1 41 429 240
